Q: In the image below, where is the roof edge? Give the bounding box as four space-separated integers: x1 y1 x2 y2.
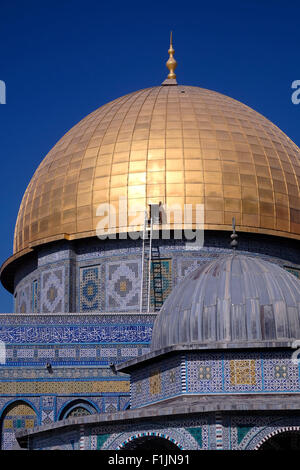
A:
116 341 297 373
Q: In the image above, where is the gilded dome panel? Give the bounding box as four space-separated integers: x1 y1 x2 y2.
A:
13 85 300 254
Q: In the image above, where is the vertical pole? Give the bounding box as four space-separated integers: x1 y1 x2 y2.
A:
147 217 153 313
79 424 85 450
139 211 147 313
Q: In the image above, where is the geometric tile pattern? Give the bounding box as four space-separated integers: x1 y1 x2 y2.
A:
41 268 65 313
41 409 55 425
229 360 256 386
19 412 300 450
41 396 55 425
17 284 31 314
104 398 118 414
131 356 182 408
0 380 130 394
80 266 100 312
149 370 162 396
274 365 288 378
91 416 211 450
150 259 172 307
98 425 205 450
13 239 300 314
0 301 153 450
263 352 299 391
1 402 38 450
229 415 300 450
32 280 39 313
198 366 212 380
186 354 223 394
223 354 262 393
131 350 300 408
106 261 140 310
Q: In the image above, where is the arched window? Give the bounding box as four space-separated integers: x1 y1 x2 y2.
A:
59 400 97 420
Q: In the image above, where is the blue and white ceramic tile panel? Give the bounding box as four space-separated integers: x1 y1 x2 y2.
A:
0 313 155 449
90 416 210 450
26 412 300 450
150 258 173 307
105 260 141 311
40 416 211 450
14 260 70 314
79 266 101 312
5 236 300 450
225 414 300 449
41 396 56 425
185 351 300 395
16 283 31 313
131 355 182 408
129 350 300 408
41 266 65 313
13 237 300 313
32 280 38 313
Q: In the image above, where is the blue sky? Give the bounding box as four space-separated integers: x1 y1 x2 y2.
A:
0 0 299 311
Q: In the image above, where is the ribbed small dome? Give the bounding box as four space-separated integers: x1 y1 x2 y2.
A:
151 254 300 351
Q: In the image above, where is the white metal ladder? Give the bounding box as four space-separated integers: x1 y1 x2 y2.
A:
139 212 153 314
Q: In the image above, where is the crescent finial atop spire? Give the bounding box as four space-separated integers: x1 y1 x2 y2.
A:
162 32 178 86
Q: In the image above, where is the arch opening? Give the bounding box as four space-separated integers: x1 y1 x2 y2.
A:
121 436 181 451
0 400 37 450
59 399 97 420
259 430 300 451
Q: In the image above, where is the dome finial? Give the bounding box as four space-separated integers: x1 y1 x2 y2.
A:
230 217 238 250
166 31 177 79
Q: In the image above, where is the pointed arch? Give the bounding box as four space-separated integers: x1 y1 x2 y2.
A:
0 400 38 450
58 399 98 420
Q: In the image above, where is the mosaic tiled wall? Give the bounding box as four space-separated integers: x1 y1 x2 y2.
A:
41 267 65 313
129 350 300 408
150 259 173 307
32 280 39 313
105 260 141 311
24 411 300 450
16 283 31 314
228 415 300 450
0 313 155 449
131 355 182 408
13 237 300 313
80 266 101 312
185 351 300 394
1 402 38 450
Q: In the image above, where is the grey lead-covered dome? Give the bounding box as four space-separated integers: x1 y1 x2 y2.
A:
151 254 300 352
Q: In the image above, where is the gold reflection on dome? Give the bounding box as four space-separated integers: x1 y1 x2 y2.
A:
13 85 300 255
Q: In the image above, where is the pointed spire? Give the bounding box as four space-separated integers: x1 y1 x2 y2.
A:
162 32 178 86
230 217 238 250
166 31 177 79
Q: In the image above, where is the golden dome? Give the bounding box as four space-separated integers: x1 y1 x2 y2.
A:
13 84 300 256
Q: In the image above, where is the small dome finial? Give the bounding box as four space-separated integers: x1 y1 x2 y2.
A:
166 31 177 79
230 217 238 250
